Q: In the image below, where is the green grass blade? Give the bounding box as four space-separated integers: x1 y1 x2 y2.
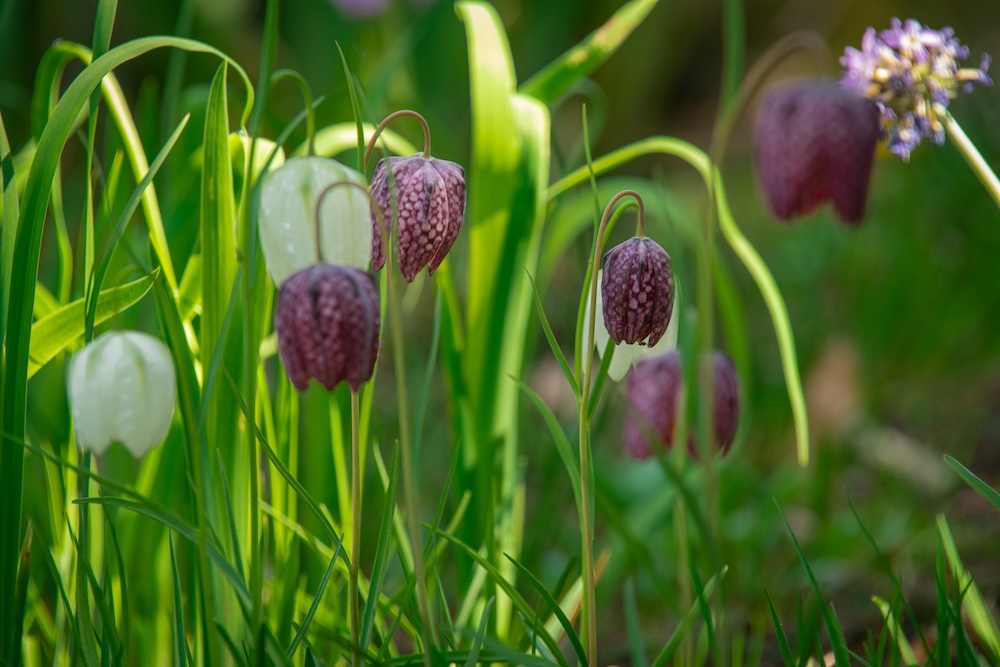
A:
526 270 580 397
0 111 18 347
624 579 648 667
27 271 157 378
84 113 189 340
102 508 130 657
360 445 399 655
515 380 582 512
763 590 794 666
286 538 343 658
463 597 494 667
775 501 851 667
336 42 366 172
217 449 245 579
519 0 658 105
587 339 615 421
945 455 1000 512
431 527 570 667
936 513 1000 663
169 533 189 667
872 596 918 666
649 567 727 667
505 554 588 667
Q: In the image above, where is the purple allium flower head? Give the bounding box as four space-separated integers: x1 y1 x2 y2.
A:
275 264 380 392
601 237 674 347
840 18 992 160
624 351 741 461
370 154 466 283
754 82 880 224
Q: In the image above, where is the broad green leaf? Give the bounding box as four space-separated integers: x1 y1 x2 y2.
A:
519 0 658 105
27 271 157 378
0 111 17 347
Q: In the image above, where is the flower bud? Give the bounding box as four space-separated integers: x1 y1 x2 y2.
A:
369 154 466 282
275 264 381 392
624 351 740 461
259 156 371 286
754 82 880 224
601 237 674 347
68 331 177 458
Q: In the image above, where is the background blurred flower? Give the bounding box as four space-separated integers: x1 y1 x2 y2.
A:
754 81 880 223
840 18 992 160
68 331 177 459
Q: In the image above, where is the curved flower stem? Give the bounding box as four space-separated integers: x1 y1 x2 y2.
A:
579 189 645 666
350 389 363 667
944 111 1000 209
363 110 432 170
313 179 386 265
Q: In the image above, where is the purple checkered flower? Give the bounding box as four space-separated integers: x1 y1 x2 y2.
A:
370 155 466 283
275 264 381 392
601 237 674 347
841 18 992 160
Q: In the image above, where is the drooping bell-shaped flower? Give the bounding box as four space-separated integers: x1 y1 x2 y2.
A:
275 264 381 392
601 237 674 347
754 82 880 224
259 156 371 286
68 331 177 458
624 351 741 461
583 270 680 382
369 154 466 282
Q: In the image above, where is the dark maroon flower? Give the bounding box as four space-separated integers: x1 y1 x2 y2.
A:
370 154 466 282
754 81 880 224
275 264 380 392
624 351 741 461
601 237 674 347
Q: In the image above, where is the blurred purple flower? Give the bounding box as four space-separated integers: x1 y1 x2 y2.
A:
328 0 436 18
840 18 992 160
754 82 880 224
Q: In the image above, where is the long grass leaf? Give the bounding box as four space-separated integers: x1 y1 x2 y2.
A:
624 579 649 667
361 445 399 655
872 596 918 667
526 270 580 397
27 271 157 378
463 597 494 667
505 554 587 667
515 380 582 512
945 455 1000 512
519 0 658 105
169 533 189 667
649 567 727 667
764 590 795 666
286 539 344 658
0 111 18 347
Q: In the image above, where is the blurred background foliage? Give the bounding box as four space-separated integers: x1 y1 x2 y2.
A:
3 0 999 661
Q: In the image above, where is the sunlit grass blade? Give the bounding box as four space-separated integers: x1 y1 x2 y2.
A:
27 270 157 378
519 0 658 105
432 527 570 667
505 554 587 667
67 516 122 660
527 270 580 397
945 455 1000 512
103 508 130 655
775 501 850 667
649 567 727 667
336 42 366 172
169 532 189 667
936 513 1000 663
871 596 917 667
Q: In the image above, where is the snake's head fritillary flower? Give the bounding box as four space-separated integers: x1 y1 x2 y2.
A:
369 154 466 283
259 157 371 286
68 331 177 459
600 237 674 347
754 82 880 224
624 351 741 461
840 18 992 160
275 264 381 392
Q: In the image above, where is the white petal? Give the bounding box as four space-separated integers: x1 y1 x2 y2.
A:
582 270 680 382
68 331 176 459
259 157 371 286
